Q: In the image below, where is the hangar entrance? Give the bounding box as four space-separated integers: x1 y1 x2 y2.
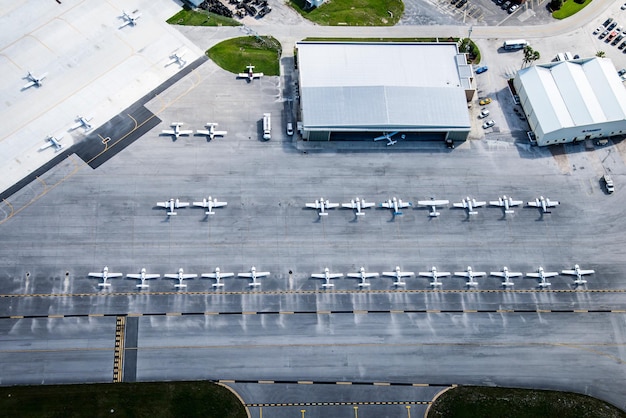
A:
329 131 447 141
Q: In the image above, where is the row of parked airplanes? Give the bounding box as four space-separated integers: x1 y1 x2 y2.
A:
155 196 559 217
87 264 595 289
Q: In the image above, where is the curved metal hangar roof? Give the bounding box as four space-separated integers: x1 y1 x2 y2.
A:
296 41 472 132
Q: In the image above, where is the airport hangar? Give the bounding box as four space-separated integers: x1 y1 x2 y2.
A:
295 41 474 145
514 57 626 146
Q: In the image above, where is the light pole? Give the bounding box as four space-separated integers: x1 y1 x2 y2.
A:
406 405 411 418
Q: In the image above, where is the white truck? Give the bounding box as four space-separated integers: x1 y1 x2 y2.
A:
263 113 271 140
603 174 615 194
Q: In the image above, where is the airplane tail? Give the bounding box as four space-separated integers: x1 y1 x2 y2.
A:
175 284 187 288
319 212 328 216
98 283 111 287
167 211 177 216
394 280 406 287
322 283 334 288
468 211 478 215
356 212 365 216
358 283 370 287
213 283 224 287
429 211 440 217
394 211 402 215
206 210 215 215
504 210 515 214
137 284 149 289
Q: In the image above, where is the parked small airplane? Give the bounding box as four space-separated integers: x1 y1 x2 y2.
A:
127 268 160 289
23 70 48 89
193 197 227 215
202 267 235 288
88 266 123 287
527 266 559 288
454 266 486 287
39 134 64 152
416 198 450 217
418 266 451 287
164 268 198 288
238 64 263 81
238 266 270 287
489 195 524 214
306 198 339 216
528 196 559 213
453 197 487 215
120 10 141 28
373 131 404 146
346 267 379 287
196 123 227 140
342 198 375 216
157 198 190 216
69 115 94 131
161 122 193 140
380 197 412 215
168 52 186 67
490 266 523 287
561 264 595 286
382 266 414 287
311 267 343 288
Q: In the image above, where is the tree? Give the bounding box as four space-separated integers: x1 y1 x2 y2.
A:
521 45 541 68
596 50 606 58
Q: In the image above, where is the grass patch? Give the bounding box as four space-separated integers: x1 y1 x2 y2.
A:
428 386 626 418
167 7 240 27
208 36 281 76
0 381 247 418
289 0 403 26
552 0 592 19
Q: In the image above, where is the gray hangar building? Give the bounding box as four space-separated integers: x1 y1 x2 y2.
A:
514 57 626 146
295 41 474 144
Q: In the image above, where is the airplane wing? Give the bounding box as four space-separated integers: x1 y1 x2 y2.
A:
490 271 522 277
237 273 252 278
341 202 356 209
163 274 178 279
161 130 175 135
196 130 211 136
527 200 540 207
489 200 504 207
373 132 398 141
327 273 343 278
213 130 228 136
176 201 190 208
360 201 375 208
107 273 123 278
473 201 487 207
542 272 559 277
254 271 270 277
39 141 54 151
526 273 541 278
419 271 450 277
346 272 378 278
383 271 414 277
454 271 470 277
182 274 198 279
546 200 560 207
213 201 227 208
305 202 320 209
252 72 264 78
119 20 132 29
325 202 339 209
562 269 594 276
311 274 326 279
397 201 411 209
202 272 235 278
453 202 467 209
238 73 249 78
510 199 524 206
69 121 83 130
88 272 104 278
156 202 169 208
472 271 487 277
23 80 36 89
380 201 392 208
417 200 449 206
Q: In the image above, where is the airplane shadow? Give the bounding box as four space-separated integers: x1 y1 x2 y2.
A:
349 214 359 223
194 133 213 143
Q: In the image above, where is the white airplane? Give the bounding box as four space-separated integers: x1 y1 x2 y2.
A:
561 264 595 286
168 52 186 67
156 198 190 216
382 266 414 287
416 198 450 217
346 267 379 287
69 115 94 132
120 10 141 28
454 266 487 287
380 197 412 215
489 195 524 214
527 266 559 288
88 266 123 287
373 131 406 146
311 267 344 288
453 197 487 215
305 198 339 216
527 196 560 213
196 123 227 140
238 64 263 81
201 267 235 288
238 266 270 287
418 266 451 287
490 266 523 287
127 268 160 289
341 198 375 216
193 197 227 215
23 70 48 89
161 122 193 140
164 268 198 288
39 134 64 152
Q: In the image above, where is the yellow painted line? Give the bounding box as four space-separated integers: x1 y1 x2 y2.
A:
390 310 405 314
219 379 235 383
258 380 274 384
127 313 143 317
89 313 105 317
464 310 477 313
412 383 430 387
317 310 331 314
280 311 295 315
373 382 390 386
426 310 441 313
204 312 219 315
497 310 514 313
10 316 24 319
166 312 182 316
242 311 257 315
297 381 313 385
537 310 551 313
353 310 368 314
574 309 588 313
336 381 352 385
612 310 626 313
48 314 64 318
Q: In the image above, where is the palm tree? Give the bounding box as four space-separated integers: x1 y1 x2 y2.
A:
522 45 541 68
596 50 606 58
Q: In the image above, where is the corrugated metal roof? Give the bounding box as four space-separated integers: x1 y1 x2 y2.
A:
297 42 471 130
517 58 626 133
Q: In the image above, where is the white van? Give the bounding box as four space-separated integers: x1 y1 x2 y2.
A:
263 113 271 140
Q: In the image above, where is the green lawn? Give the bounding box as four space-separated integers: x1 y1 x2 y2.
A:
290 0 403 26
428 386 626 418
0 381 247 418
208 36 281 76
552 0 592 19
167 7 240 26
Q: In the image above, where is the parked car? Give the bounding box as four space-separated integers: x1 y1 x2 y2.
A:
593 26 603 34
608 21 617 30
479 97 492 106
604 17 613 27
508 4 519 13
619 41 626 49
622 2 626 9
475 66 488 74
527 131 537 146
482 120 496 129
478 109 490 119
618 68 626 76
502 1 511 9
456 0 467 8
286 122 294 136
613 34 624 45
600 29 609 38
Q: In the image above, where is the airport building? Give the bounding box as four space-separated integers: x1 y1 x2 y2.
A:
514 58 626 146
295 41 474 144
